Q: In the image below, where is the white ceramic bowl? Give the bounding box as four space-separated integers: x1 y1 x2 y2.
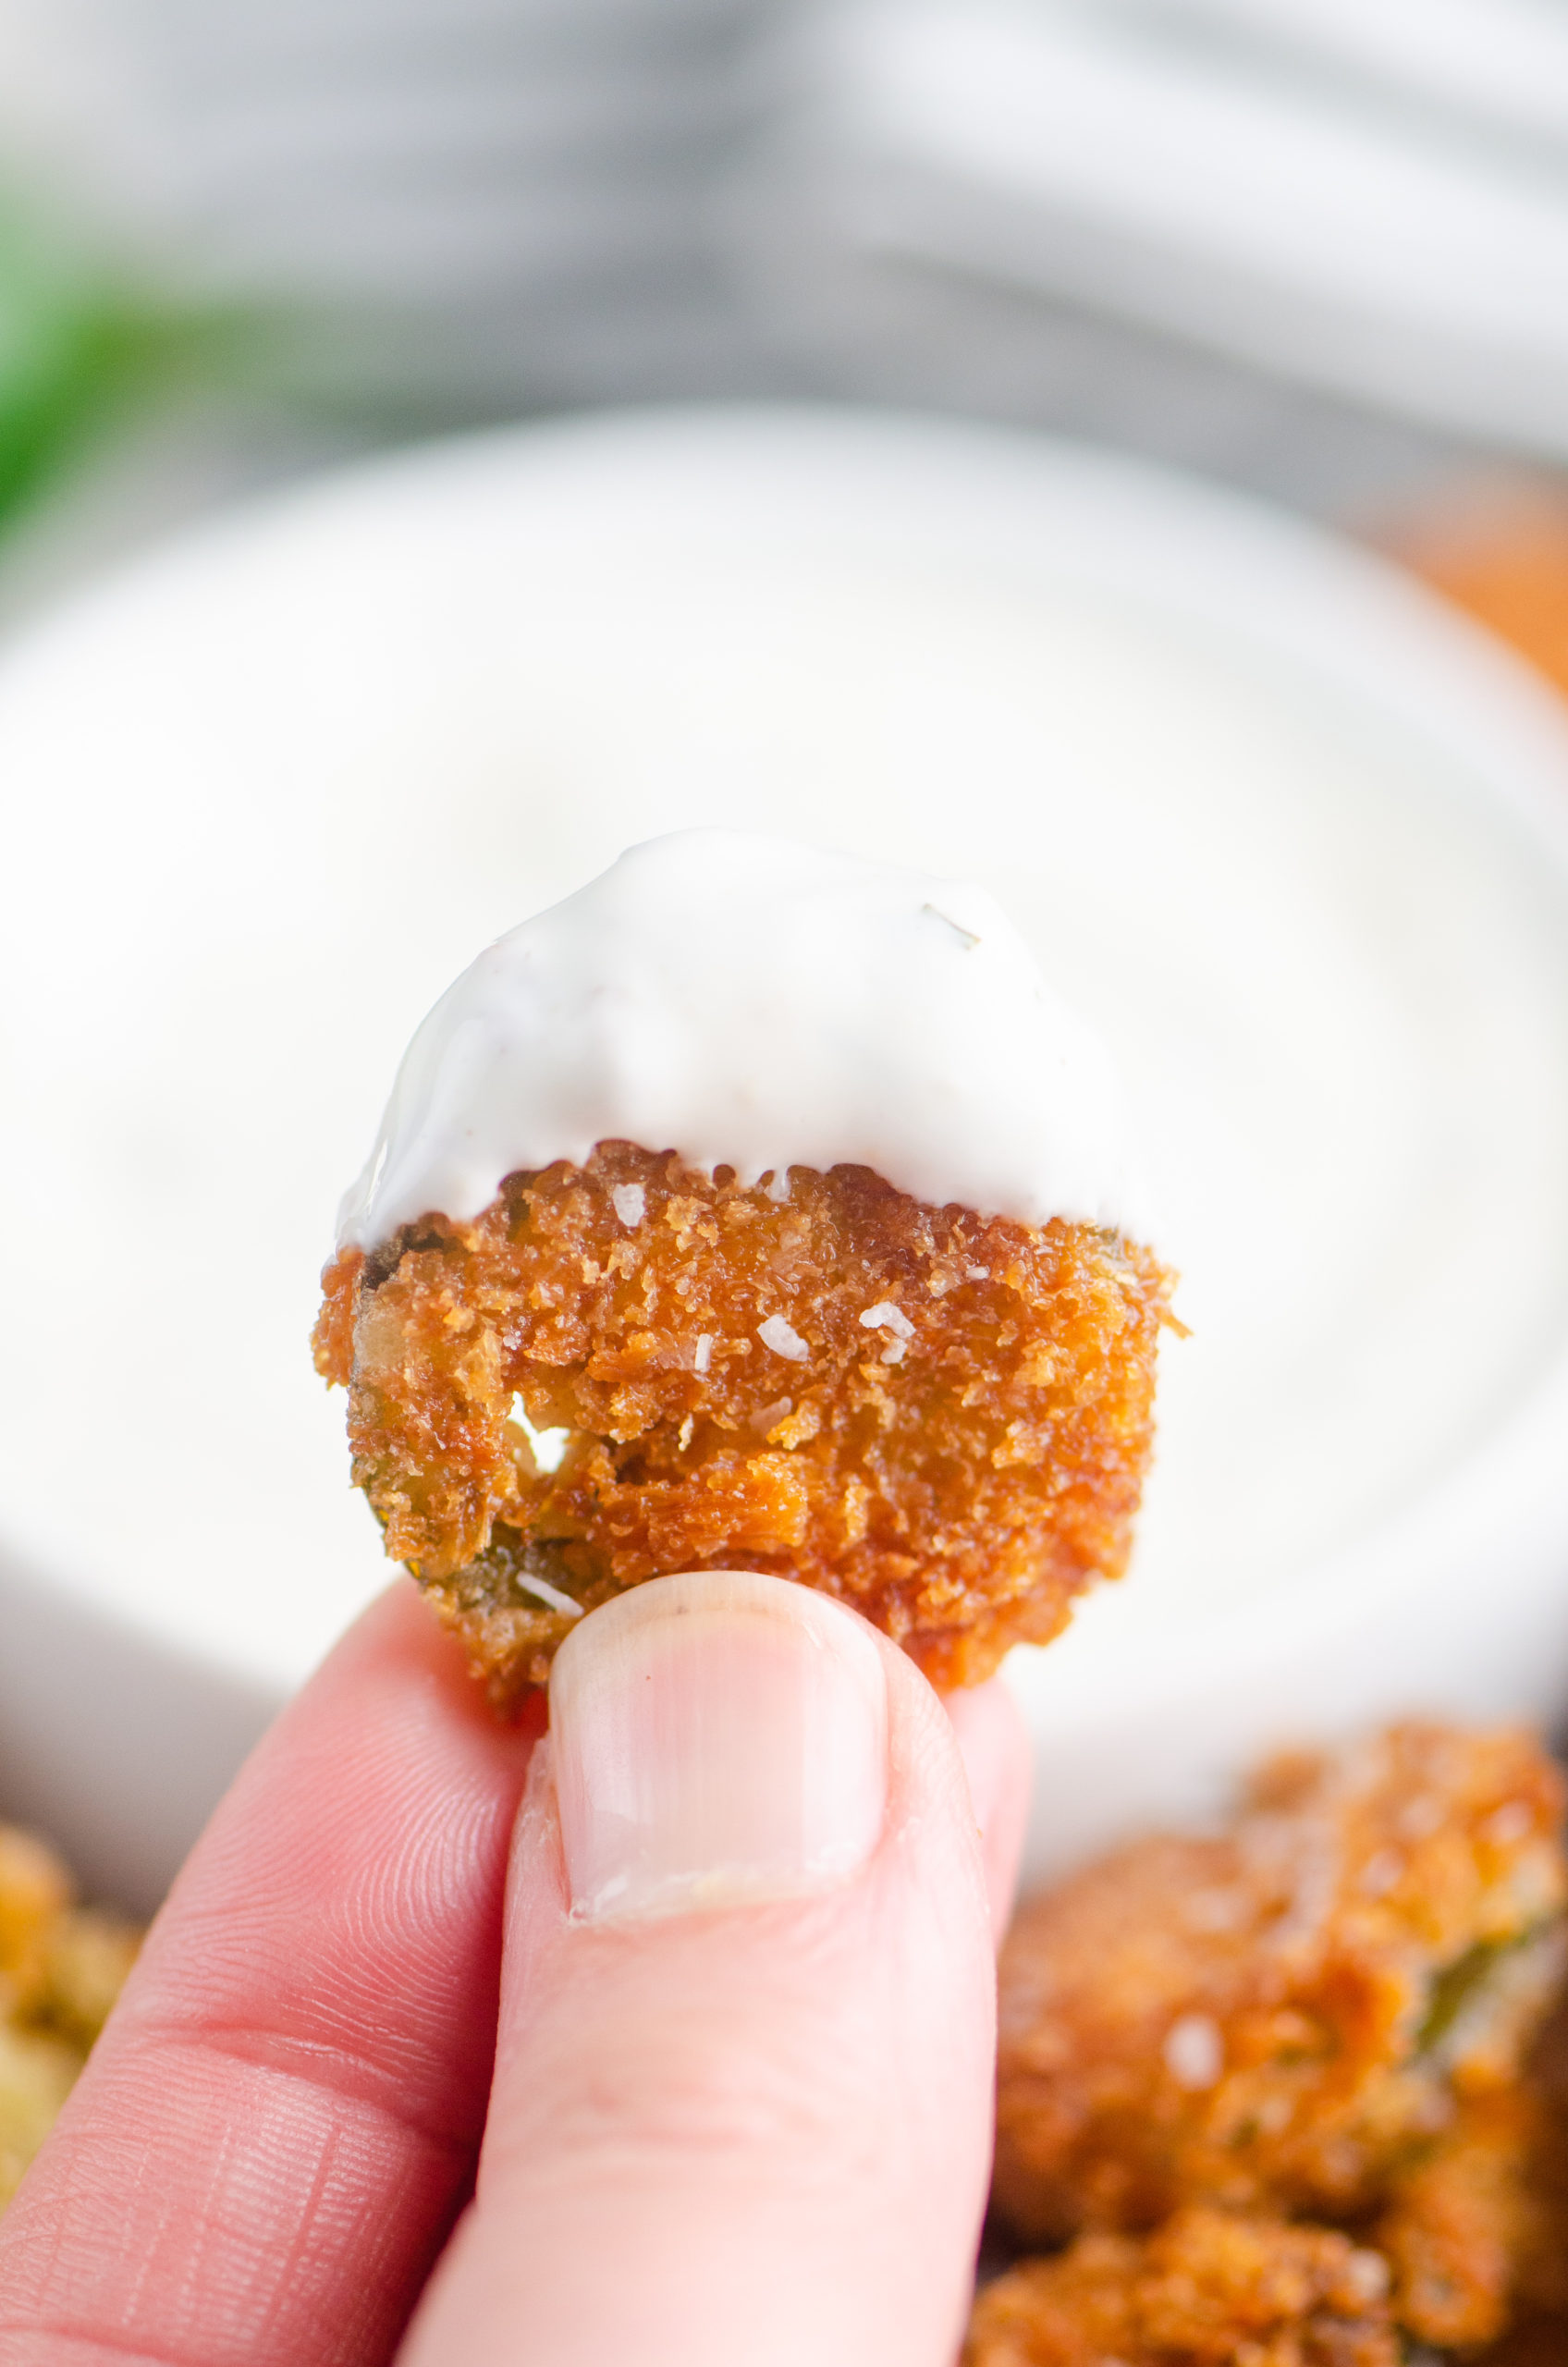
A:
4 405 1568 1911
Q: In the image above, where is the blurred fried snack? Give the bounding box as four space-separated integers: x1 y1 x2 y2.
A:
0 1821 141 2210
964 2207 1399 2367
1388 483 1568 700
1368 2085 1550 2350
1460 1982 1568 2361
993 1723 1566 2275
314 1143 1170 1702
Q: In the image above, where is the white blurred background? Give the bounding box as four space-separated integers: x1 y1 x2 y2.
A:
6 0 1568 586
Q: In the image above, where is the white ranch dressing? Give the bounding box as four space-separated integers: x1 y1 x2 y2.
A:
337 828 1140 1251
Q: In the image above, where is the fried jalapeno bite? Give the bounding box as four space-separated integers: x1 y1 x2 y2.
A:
993 1724 1566 2253
964 2209 1400 2367
317 831 1171 1700
316 1147 1167 1698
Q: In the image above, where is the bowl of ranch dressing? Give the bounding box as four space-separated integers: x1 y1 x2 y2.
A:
2 406 1567 1908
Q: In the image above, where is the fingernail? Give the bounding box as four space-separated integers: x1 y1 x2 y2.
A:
549 1570 888 1923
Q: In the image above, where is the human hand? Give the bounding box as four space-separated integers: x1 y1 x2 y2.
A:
0 1569 1030 2366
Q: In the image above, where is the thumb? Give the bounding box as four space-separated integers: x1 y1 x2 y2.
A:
399 1569 1027 2367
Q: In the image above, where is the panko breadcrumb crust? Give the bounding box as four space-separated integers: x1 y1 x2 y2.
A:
0 1822 141 2212
989 1723 1568 2356
314 1144 1172 1701
964 2208 1400 2367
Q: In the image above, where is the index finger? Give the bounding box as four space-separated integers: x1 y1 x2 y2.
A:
0 1581 537 2367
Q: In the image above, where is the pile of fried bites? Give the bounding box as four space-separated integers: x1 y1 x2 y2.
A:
968 1722 1568 2366
0 1824 140 2210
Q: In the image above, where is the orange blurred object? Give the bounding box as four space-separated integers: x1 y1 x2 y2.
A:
1389 485 1568 699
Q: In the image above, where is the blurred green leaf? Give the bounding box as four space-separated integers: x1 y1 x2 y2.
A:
0 211 227 533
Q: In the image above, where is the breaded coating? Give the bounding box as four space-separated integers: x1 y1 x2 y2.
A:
0 1821 141 2212
964 2209 1399 2366
0 1825 70 2008
993 1724 1567 2249
314 1144 1171 1699
1376 2089 1543 2349
33 1908 144 2053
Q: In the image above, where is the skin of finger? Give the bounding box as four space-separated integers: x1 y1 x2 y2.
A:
398 1626 1011 2367
0 1582 538 2367
942 1677 1033 1944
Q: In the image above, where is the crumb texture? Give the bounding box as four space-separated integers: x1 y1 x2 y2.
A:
965 2208 1400 2366
987 1721 1568 2361
315 1144 1171 1699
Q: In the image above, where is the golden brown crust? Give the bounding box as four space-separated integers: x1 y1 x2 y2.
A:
1375 2088 1543 2349
993 1724 1567 2247
314 1144 1172 1699
1 1822 141 2211
964 2210 1400 2367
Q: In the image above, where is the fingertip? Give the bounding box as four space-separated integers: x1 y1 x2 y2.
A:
300 1576 549 1760
943 1676 1033 1943
407 1577 1002 2367
330 1574 496 1703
